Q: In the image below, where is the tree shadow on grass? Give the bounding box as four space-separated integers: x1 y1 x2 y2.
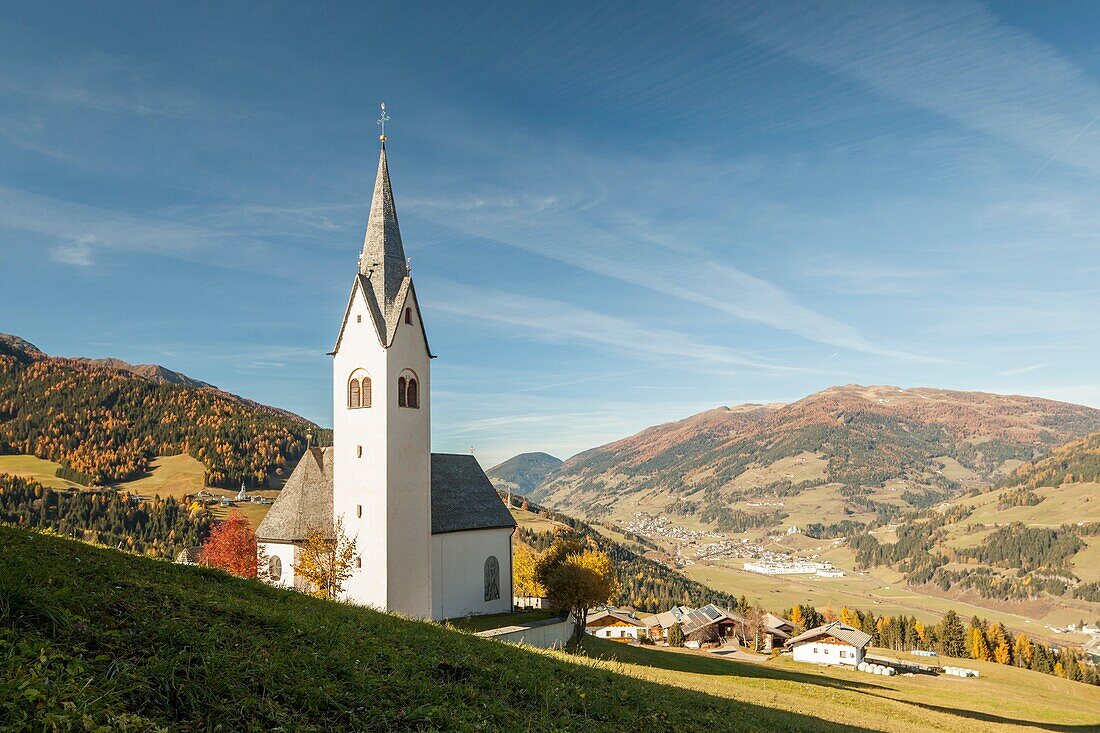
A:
849 693 1100 733
580 639 891 694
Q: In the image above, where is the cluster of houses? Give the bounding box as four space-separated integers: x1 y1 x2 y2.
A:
584 604 872 666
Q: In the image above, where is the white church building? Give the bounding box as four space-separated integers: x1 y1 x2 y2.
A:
257 130 515 621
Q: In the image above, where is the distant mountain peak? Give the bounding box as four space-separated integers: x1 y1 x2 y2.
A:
487 452 563 496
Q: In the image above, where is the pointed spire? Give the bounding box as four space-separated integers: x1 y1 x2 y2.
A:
359 140 409 317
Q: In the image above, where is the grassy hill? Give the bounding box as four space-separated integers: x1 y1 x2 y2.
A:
4 525 1099 732
531 385 1100 528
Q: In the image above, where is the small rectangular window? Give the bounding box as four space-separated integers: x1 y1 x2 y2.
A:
356 505 362 518
357 445 362 458
355 556 362 569
356 314 362 323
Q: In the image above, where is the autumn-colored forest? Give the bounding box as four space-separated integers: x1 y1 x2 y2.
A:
0 342 319 488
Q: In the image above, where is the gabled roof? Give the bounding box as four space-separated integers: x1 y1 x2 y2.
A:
256 447 334 542
430 453 517 535
587 609 645 626
765 613 794 631
331 251 432 357
787 622 872 649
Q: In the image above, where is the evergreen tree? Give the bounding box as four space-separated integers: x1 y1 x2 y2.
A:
936 610 966 658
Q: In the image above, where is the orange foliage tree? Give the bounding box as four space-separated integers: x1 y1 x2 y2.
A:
201 513 258 578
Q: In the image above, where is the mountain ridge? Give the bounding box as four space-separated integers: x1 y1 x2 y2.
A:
528 384 1100 524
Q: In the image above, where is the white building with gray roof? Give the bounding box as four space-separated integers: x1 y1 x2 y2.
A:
257 127 515 620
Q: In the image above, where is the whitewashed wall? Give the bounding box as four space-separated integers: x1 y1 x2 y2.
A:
259 541 297 589
333 284 432 618
477 616 575 650
792 641 863 666
432 527 513 619
588 625 642 640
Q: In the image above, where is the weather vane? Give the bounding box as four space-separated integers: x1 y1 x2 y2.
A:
377 102 390 142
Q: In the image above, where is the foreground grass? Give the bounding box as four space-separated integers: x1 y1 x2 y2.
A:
4 525 1098 732
0 525 862 732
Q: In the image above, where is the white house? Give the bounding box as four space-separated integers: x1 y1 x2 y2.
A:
585 609 647 640
257 130 515 621
788 622 872 666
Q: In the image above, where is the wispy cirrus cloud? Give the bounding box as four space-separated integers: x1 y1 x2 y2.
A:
996 363 1050 378
410 144 931 362
426 279 811 374
714 1 1100 174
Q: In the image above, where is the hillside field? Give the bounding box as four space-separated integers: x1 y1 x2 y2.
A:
0 452 279 526
3 525 1099 732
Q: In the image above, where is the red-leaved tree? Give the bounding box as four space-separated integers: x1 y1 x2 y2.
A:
201 513 258 578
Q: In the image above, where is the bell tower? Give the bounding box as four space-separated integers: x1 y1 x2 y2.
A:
330 116 432 618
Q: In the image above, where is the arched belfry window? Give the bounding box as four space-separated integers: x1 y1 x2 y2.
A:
348 370 371 409
398 370 419 409
404 307 412 324
484 556 500 602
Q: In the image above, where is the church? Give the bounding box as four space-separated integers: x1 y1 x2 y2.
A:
256 128 516 621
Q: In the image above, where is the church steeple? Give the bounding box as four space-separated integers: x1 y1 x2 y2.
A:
358 141 409 318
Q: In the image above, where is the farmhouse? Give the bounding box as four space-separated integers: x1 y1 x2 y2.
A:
643 604 694 641
585 609 647 640
680 604 743 645
787 621 872 666
257 129 516 621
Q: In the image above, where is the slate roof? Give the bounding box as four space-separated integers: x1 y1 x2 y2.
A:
359 145 409 333
257 449 515 541
430 453 517 535
787 622 872 650
331 147 432 357
256 447 335 542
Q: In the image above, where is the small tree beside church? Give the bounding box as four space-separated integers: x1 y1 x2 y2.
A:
295 518 357 600
535 537 617 647
513 545 546 603
201 513 258 578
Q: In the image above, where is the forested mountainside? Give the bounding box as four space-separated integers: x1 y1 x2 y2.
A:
507 494 736 613
0 334 320 487
999 430 1100 488
847 428 1100 608
531 385 1100 524
487 452 562 495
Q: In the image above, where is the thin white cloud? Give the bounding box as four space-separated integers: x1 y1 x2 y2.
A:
426 279 811 374
51 236 96 266
716 1 1100 173
996 363 1050 378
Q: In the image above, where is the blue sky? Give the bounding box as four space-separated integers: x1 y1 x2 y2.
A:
2 2 1099 467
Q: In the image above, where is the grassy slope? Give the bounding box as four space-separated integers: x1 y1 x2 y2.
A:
4 526 1099 733
588 640 1100 733
0 452 279 526
0 455 80 490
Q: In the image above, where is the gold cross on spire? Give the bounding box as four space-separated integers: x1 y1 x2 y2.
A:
377 102 390 143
